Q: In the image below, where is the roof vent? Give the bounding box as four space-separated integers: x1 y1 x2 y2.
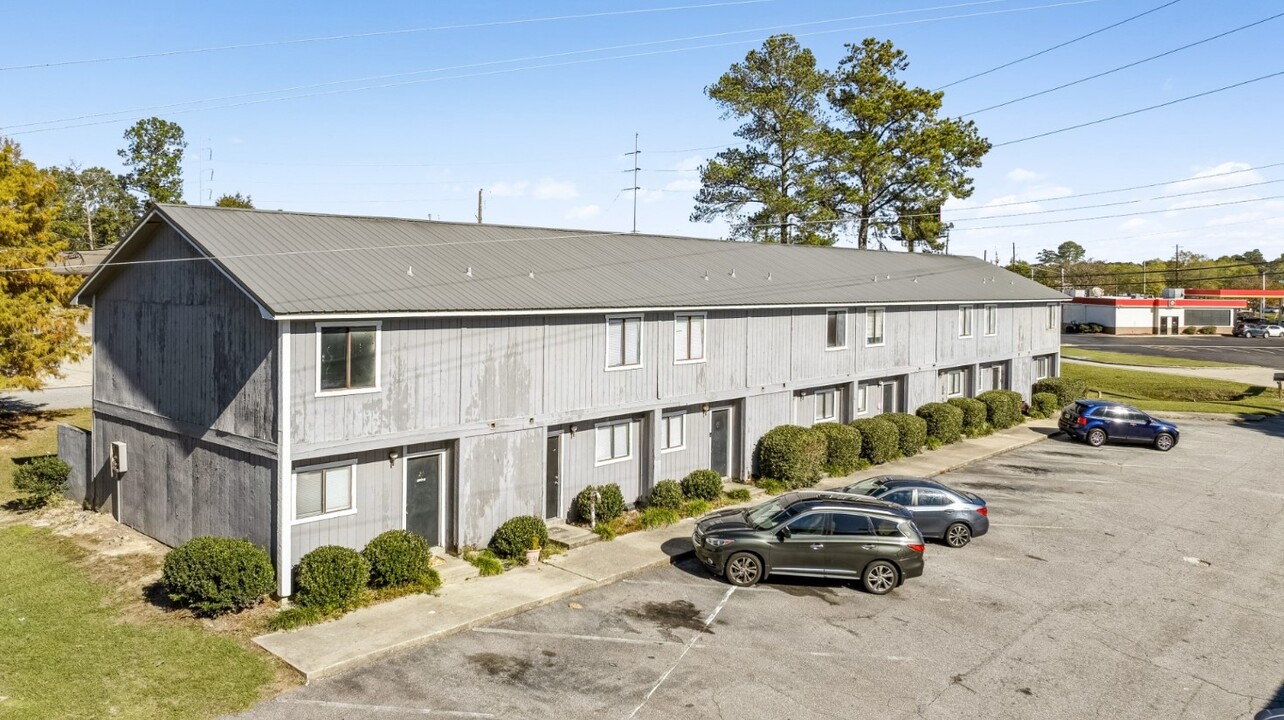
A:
767 272 772 280
465 266 473 277
528 271 535 279
407 265 414 277
730 268 736 278
703 271 709 281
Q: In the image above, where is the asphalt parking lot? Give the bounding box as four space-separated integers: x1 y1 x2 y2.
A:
1064 333 1284 366
239 418 1284 720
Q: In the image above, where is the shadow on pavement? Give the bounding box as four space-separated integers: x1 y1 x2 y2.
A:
1257 682 1284 719
0 397 67 440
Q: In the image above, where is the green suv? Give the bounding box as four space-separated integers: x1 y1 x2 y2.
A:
692 491 926 595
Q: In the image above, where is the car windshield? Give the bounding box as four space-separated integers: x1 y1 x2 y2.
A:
844 477 886 495
745 497 801 530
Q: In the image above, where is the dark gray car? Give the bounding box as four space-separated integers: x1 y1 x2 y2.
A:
692 491 926 595
837 475 989 548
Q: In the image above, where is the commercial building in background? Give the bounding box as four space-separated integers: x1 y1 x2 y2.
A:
1063 288 1246 335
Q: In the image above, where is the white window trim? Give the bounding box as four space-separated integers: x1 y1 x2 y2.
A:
865 307 886 347
825 308 848 351
605 314 644 372
660 412 686 453
1047 303 1058 330
855 385 871 416
401 450 446 545
983 304 998 337
292 458 358 525
814 389 838 422
958 305 974 339
941 369 964 398
315 321 382 397
594 419 634 466
673 312 707 365
1035 354 1055 380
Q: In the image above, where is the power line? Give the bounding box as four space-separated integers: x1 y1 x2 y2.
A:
949 192 1284 230
961 10 1284 116
937 0 1184 89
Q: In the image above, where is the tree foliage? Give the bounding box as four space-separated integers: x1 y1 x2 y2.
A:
0 138 88 390
48 164 138 250
214 193 253 209
118 117 187 205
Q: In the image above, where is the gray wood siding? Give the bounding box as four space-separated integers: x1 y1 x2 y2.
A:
558 415 646 516
461 317 543 424
789 308 856 383
656 405 711 481
857 307 912 373
457 428 544 547
746 310 792 387
743 391 791 476
289 448 407 565
792 385 844 427
94 223 277 442
658 311 747 399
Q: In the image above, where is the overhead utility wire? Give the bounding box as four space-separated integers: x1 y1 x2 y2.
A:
0 0 776 71
962 10 1284 116
937 0 1184 89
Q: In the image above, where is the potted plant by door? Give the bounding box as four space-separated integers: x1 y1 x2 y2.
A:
525 535 542 566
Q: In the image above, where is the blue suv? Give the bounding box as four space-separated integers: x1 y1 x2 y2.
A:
1058 400 1179 451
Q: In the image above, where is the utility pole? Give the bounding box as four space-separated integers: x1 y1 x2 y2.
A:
476 189 483 224
623 133 640 233
1174 244 1180 288
197 144 212 205
1263 270 1268 317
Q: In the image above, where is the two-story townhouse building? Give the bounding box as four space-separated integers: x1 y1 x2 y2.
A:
70 205 1065 595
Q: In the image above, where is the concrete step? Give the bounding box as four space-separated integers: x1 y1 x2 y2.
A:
546 519 600 549
433 552 479 585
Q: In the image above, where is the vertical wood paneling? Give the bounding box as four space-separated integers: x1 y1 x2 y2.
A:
742 391 791 475
289 447 405 564
557 416 645 517
747 310 792 386
656 405 713 481
456 428 544 547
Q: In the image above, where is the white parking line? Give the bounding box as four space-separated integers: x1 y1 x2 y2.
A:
276 699 496 717
622 578 772 592
988 523 1088 530
627 586 736 719
472 627 677 647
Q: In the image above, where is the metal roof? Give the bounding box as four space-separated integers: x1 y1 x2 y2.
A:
78 204 1067 317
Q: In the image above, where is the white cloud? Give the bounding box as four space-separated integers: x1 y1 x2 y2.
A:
532 178 578 200
1119 218 1149 230
1006 168 1042 183
490 181 529 197
675 155 704 173
565 204 600 220
1167 161 1263 193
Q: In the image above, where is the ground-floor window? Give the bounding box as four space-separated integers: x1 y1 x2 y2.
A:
939 367 969 399
294 461 355 521
595 419 632 464
1035 354 1056 380
660 413 685 452
814 389 837 422
855 384 871 415
979 362 1007 391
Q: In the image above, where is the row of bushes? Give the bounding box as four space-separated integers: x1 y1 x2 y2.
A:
1180 325 1218 335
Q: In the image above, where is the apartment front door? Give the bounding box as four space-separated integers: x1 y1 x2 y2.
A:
545 434 562 519
405 452 443 547
710 408 731 477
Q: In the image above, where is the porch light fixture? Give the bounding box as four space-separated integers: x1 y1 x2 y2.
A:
388 449 400 465
702 403 710 414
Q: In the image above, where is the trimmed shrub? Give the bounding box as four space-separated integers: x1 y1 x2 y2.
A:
1032 376 1088 407
754 425 826 489
295 545 370 614
948 397 989 436
681 469 724 501
976 390 1024 430
592 524 617 542
1180 326 1198 335
1031 392 1059 419
573 483 626 524
812 422 863 476
879 413 928 457
268 605 323 631
848 418 899 465
161 536 275 616
12 455 71 506
641 507 680 529
489 515 550 562
361 530 437 590
916 402 964 445
468 549 505 576
682 499 712 517
725 488 752 503
1198 325 1217 335
648 479 683 510
926 437 942 451
755 478 787 495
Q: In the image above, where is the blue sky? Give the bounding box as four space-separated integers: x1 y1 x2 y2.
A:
4 0 1282 265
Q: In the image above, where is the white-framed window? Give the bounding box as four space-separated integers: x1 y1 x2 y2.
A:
674 313 706 363
826 309 847 350
1035 354 1055 379
940 368 965 398
865 308 885 347
984 304 998 336
981 362 1007 391
959 305 974 338
606 315 643 370
595 419 633 464
294 460 356 522
814 389 837 422
317 322 381 395
660 412 685 452
1047 303 1058 330
855 384 870 415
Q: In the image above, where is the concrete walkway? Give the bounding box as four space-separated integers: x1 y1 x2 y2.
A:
1061 358 1281 387
254 418 1058 682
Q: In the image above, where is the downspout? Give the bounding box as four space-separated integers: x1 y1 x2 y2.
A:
276 320 293 597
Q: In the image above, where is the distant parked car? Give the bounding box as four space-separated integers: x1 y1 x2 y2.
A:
692 491 925 594
836 475 989 548
1246 324 1284 338
1058 400 1180 451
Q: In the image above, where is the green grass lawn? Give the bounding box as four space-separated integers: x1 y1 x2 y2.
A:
1062 362 1283 416
0 407 91 505
1059 346 1244 368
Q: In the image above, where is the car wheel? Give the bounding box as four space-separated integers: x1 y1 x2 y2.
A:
861 560 899 595
945 522 972 548
1154 433 1175 452
724 552 763 587
1086 428 1107 447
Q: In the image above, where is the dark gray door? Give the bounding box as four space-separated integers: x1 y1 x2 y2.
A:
546 434 561 519
881 382 899 413
405 453 442 546
710 409 730 477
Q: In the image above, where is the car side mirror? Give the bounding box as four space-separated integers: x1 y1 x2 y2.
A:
778 526 792 540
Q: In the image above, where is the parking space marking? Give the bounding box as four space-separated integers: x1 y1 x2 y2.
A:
472 627 677 647
275 699 496 717
988 523 1089 530
621 578 772 593
626 586 736 720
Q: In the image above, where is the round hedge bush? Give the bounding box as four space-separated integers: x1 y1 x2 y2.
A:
916 402 964 445
489 515 549 562
947 397 988 436
12 455 71 506
754 425 826 490
361 530 439 590
878 413 928 457
1032 376 1087 407
681 469 724 501
649 479 683 510
1031 391 1059 419
848 418 899 465
977 390 1024 430
295 545 370 614
811 422 863 476
162 536 275 616
574 483 626 523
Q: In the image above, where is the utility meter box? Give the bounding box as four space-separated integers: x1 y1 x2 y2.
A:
110 441 128 474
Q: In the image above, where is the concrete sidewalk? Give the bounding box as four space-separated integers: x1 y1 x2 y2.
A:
253 418 1058 682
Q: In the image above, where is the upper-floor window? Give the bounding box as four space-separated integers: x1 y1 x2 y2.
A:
660 412 685 453
865 308 885 347
1047 303 1058 330
595 419 632 464
984 304 998 336
294 461 355 522
826 309 847 349
318 323 379 394
674 313 705 363
959 305 974 338
814 389 837 422
606 315 642 370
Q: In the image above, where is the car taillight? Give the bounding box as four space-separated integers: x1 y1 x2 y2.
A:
977 506 988 517
1077 416 1087 426
909 544 925 553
